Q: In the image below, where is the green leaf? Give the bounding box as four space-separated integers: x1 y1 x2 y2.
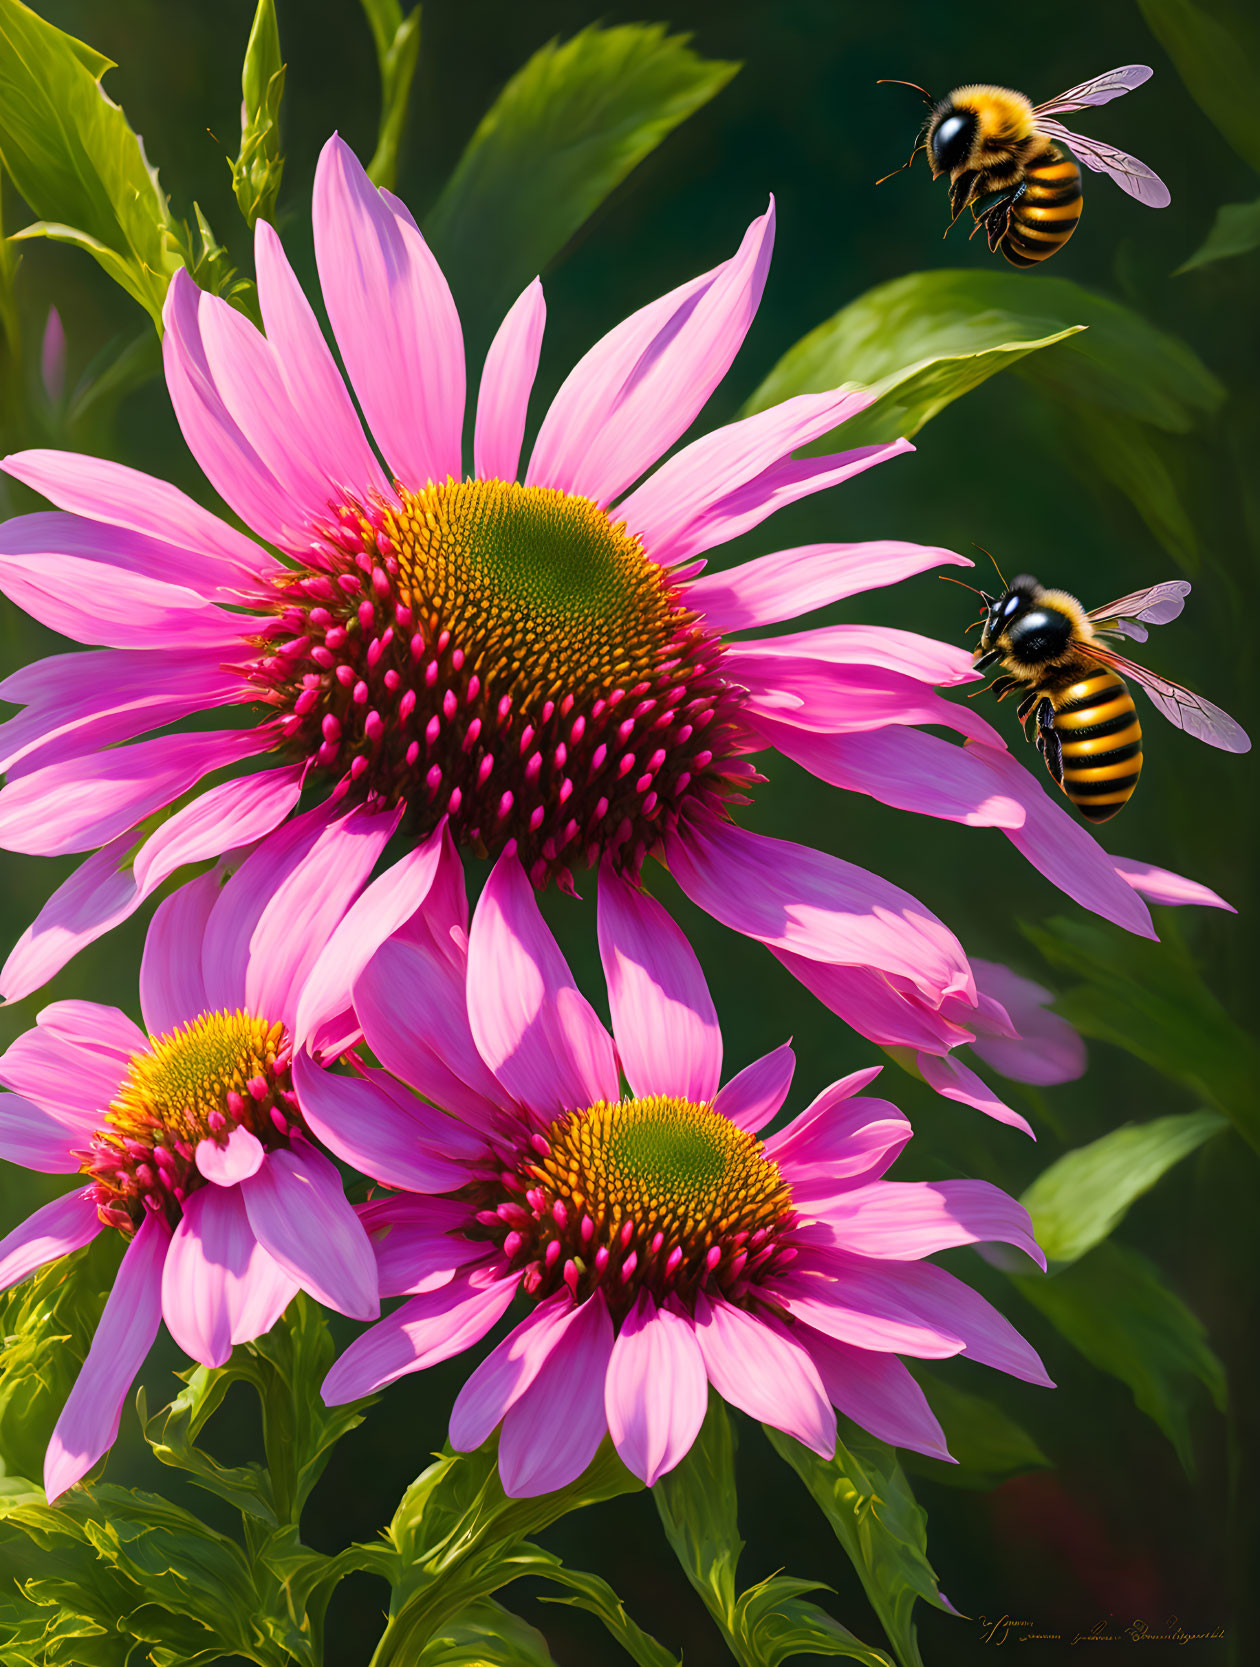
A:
732 1575 894 1666
533 1555 681 1667
906 1372 1049 1490
1136 0 1260 174
1177 196 1260 273
359 0 422 192
764 1421 953 1667
744 269 1222 455
0 0 185 325
417 1597 557 1665
425 24 737 337
652 1395 742 1626
0 1231 118 1483
233 0 286 227
1021 1110 1226 1267
1013 1240 1226 1475
1024 917 1260 1152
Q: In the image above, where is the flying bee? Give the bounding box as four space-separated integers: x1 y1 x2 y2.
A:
879 64 1170 266
969 572 1250 822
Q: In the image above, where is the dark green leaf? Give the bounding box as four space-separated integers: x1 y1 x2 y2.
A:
418 1597 557 1664
732 1575 894 1666
1137 0 1260 173
359 0 422 192
1021 1110 1226 1266
425 24 737 337
652 1395 741 1625
765 1421 953 1667
1013 1240 1227 1475
906 1372 1049 1490
533 1555 681 1667
1024 917 1260 1151
0 1231 119 1483
1177 196 1260 273
744 269 1222 456
233 0 286 227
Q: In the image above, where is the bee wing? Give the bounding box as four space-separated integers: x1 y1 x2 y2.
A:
1032 64 1153 115
1085 581 1192 644
1084 642 1251 752
1035 118 1172 207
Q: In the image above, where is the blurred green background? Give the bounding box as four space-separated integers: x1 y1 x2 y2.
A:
0 0 1257 1662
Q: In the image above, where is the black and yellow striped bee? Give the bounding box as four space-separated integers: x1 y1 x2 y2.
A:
880 65 1169 266
972 574 1250 822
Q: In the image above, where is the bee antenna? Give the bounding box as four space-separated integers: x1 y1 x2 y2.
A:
938 574 986 598
877 78 934 105
970 542 1008 589
875 139 927 187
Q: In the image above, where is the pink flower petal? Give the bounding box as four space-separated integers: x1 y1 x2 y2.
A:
0 1025 126 1122
358 1194 481 1298
666 811 972 1006
916 1050 1035 1138
735 659 1003 745
799 1329 952 1461
293 1050 470 1194
802 1179 1044 1268
313 135 464 488
161 1183 296 1367
691 1291 835 1457
467 852 617 1117
195 1125 266 1187
710 1043 795 1132
529 203 774 506
44 1211 169 1501
761 723 1027 831
770 950 973 1054
0 1188 102 1292
475 278 546 482
449 1291 581 1452
738 624 978 687
255 217 391 502
132 763 307 898
687 541 972 632
241 1140 379 1320
0 728 270 859
293 822 449 1055
963 744 1156 939
772 1268 967 1359
766 1092 912 1192
0 451 266 592
968 959 1086 1087
0 835 140 1004
1113 856 1235 912
497 1290 614 1497
35 1000 145 1060
322 1266 519 1402
597 867 721 1101
162 269 300 551
0 1093 88 1172
354 936 511 1131
139 870 221 1038
605 1294 707 1485
200 798 401 1025
617 387 885 563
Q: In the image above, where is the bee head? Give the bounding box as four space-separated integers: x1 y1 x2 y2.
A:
927 105 977 176
979 575 1041 652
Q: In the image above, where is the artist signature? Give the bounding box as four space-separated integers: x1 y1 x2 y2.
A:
977 1613 1226 1647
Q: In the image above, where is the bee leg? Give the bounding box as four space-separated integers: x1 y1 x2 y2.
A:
975 648 1004 671
948 170 979 221
991 674 1021 702
1033 698 1064 786
1016 690 1041 726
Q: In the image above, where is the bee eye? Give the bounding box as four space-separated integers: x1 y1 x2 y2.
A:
930 111 975 171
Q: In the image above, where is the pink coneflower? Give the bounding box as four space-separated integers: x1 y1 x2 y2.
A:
0 797 446 1501
311 835 1051 1493
0 137 1223 1098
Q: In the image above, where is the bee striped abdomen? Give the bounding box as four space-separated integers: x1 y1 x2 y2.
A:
999 144 1082 267
1052 669 1142 822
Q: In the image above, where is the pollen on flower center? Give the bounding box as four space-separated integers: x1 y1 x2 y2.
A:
81 1010 300 1231
250 478 752 890
476 1095 796 1317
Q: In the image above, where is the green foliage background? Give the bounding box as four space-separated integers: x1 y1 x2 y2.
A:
0 0 1256 1662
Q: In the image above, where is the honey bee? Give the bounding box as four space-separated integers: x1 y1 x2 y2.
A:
879 64 1170 265
971 573 1250 822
